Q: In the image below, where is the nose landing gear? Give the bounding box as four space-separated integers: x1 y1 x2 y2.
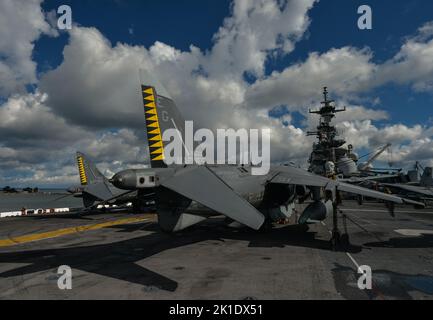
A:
327 187 350 251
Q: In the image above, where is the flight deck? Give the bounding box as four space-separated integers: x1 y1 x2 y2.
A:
0 201 432 300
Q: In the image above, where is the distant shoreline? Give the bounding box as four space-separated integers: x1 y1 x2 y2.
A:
0 189 67 195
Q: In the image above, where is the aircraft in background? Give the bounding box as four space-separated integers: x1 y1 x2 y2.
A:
304 88 433 206
381 162 433 203
61 152 154 212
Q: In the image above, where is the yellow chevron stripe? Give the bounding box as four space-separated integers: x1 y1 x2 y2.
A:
152 154 164 161
148 128 161 135
146 115 158 121
149 134 162 141
150 141 163 148
143 88 154 95
145 101 156 108
144 94 155 102
147 121 159 128
151 148 163 155
77 156 87 185
142 86 164 163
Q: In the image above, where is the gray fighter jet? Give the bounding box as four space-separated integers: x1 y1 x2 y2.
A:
68 152 154 211
109 78 422 247
381 163 433 202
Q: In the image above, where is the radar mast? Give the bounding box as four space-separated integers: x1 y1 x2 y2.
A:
307 87 357 177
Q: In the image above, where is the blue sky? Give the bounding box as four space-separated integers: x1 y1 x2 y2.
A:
33 0 433 127
36 0 232 70
1 0 433 187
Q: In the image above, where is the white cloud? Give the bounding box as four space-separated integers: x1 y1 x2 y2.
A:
337 121 421 150
1 0 319 185
0 91 88 147
243 20 433 112
204 0 317 79
243 47 377 111
376 22 433 92
2 1 433 186
0 0 57 96
77 129 146 164
337 106 388 122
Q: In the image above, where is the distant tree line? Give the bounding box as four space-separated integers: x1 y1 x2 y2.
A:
1 186 39 193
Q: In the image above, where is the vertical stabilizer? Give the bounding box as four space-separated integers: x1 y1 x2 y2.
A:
76 152 108 185
139 69 191 168
142 85 168 168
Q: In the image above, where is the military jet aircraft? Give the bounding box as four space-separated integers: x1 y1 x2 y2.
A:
381 163 433 203
64 152 154 211
108 77 423 247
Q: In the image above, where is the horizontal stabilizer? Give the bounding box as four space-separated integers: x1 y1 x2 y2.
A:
160 166 265 230
84 183 113 202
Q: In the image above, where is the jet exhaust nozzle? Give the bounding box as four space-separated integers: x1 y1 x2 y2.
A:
110 169 160 190
298 200 333 224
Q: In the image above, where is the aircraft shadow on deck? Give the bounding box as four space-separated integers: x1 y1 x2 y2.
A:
364 234 433 249
0 220 362 291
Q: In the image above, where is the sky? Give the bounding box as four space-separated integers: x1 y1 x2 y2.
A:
1 0 433 188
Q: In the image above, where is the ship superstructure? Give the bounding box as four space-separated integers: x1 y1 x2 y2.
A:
307 87 358 177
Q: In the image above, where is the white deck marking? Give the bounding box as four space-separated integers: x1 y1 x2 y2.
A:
322 216 389 299
394 229 433 236
321 221 362 272
341 209 433 214
346 252 361 271
342 208 433 225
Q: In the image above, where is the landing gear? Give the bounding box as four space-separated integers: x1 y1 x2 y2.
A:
330 200 341 250
340 214 350 245
329 196 350 250
330 231 341 250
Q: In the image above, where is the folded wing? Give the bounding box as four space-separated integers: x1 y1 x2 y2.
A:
272 166 424 206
